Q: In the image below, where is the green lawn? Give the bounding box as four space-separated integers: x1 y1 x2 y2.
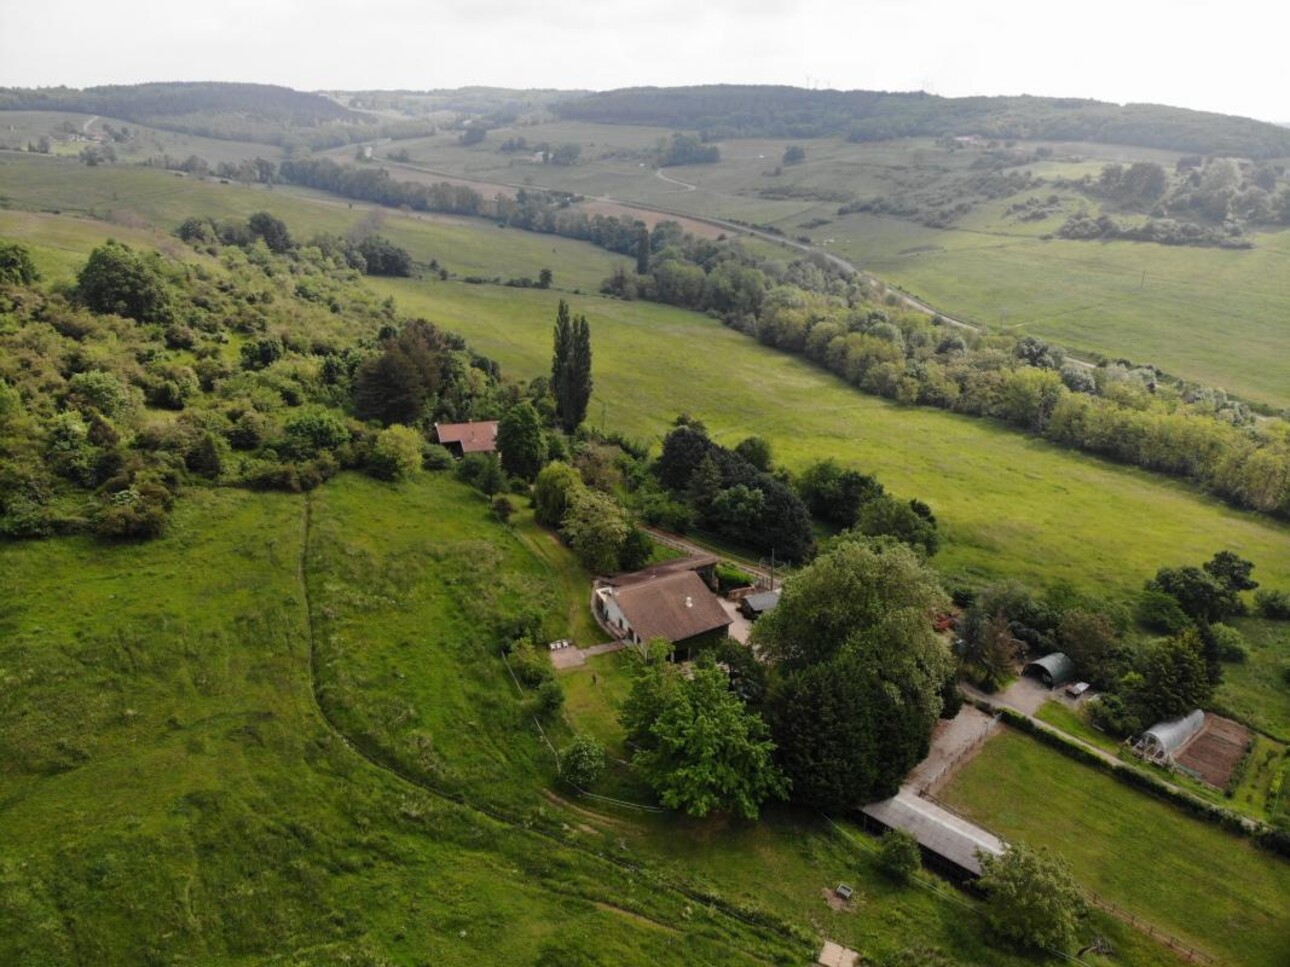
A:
1218 619 1290 741
942 729 1290 967
1034 701 1123 755
368 276 1290 604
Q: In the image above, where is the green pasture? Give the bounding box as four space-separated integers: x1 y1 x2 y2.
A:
386 123 1290 408
0 111 286 164
942 728 1290 967
1219 619 1290 741
0 152 621 290
368 276 1290 602
0 479 818 965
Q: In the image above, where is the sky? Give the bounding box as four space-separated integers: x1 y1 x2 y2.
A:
2 0 1288 122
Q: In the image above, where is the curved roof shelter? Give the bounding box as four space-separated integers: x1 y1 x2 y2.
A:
1140 709 1205 758
1023 652 1075 688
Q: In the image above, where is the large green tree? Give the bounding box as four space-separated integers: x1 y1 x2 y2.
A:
624 659 787 819
978 844 1087 952
754 538 951 808
496 401 546 480
76 240 172 324
533 461 584 528
561 487 630 574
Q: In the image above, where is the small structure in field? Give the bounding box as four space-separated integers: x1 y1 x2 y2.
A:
1023 652 1076 688
434 420 497 458
861 793 1004 879
1136 711 1251 787
1133 709 1205 766
595 556 730 651
738 588 781 620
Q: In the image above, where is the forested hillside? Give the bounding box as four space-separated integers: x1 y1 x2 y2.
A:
557 85 1290 157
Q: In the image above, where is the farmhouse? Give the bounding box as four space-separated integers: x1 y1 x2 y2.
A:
595 557 730 649
434 420 497 458
1023 652 1075 688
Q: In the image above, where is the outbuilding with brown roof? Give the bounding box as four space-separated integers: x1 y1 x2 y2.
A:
434 421 498 457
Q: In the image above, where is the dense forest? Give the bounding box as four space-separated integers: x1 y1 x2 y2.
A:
557 85 1290 158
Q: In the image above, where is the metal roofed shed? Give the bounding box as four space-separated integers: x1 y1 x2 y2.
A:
861 794 1004 878
1134 709 1205 765
1023 652 1076 688
738 589 781 620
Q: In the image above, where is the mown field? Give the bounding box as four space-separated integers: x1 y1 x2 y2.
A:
942 729 1290 967
383 122 1290 409
369 275 1290 601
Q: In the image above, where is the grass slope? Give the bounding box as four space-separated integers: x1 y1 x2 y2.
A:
0 481 808 965
369 277 1290 600
942 729 1290 967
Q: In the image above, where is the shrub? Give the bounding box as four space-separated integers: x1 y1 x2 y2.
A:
1211 623 1248 663
421 444 455 471
491 494 515 523
0 240 40 286
877 829 921 883
1254 589 1290 619
559 734 606 789
456 452 505 495
76 240 172 324
533 679 565 717
368 424 423 481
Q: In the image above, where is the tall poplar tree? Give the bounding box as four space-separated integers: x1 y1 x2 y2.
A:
551 300 593 432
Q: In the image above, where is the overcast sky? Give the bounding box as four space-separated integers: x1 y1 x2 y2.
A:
2 0 1287 122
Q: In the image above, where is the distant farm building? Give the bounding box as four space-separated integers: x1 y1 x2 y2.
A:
595 556 730 650
1023 652 1076 688
434 421 497 457
738 588 781 620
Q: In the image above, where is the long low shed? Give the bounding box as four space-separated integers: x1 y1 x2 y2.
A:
861 793 1005 877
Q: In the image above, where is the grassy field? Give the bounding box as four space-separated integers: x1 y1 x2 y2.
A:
0 111 288 165
0 478 826 965
1034 700 1290 820
942 728 1290 967
0 152 622 291
368 276 1290 601
384 123 1290 408
1218 619 1290 741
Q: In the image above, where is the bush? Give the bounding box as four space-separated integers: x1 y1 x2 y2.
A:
0 240 40 286
559 734 606 789
76 240 172 324
1136 588 1191 634
1211 623 1248 663
533 679 565 717
421 444 455 471
368 424 423 481
877 829 921 883
456 452 505 495
491 494 515 523
1255 589 1290 619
